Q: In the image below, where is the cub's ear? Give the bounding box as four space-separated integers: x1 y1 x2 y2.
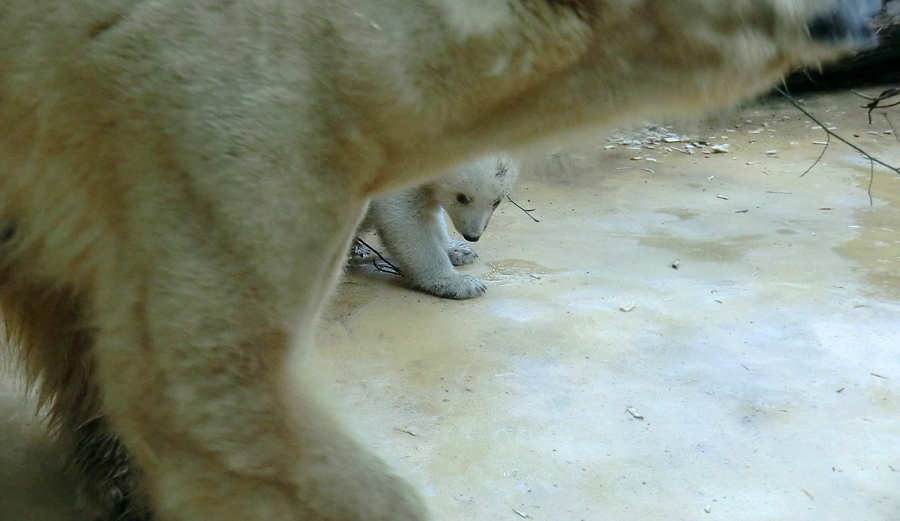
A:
496 160 510 178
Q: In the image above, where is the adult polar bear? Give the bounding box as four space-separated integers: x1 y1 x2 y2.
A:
0 1 878 520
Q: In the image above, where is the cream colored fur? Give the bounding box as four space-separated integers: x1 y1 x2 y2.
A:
0 0 877 520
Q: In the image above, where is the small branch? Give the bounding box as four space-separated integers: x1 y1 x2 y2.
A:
882 113 900 146
852 87 900 124
778 88 900 207
800 131 829 178
868 158 875 207
354 238 401 275
506 195 540 222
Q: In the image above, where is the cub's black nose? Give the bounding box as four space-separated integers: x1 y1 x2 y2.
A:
463 234 480 242
809 0 882 48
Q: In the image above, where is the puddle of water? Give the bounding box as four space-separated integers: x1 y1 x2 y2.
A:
482 259 557 285
834 175 900 300
638 234 764 263
487 299 548 322
655 207 700 220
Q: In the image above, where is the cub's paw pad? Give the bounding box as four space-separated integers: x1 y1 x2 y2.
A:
447 240 478 266
425 274 486 300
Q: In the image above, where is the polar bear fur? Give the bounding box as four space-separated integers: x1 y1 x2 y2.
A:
361 155 517 299
0 0 878 520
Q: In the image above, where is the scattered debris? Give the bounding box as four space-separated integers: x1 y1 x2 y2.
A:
837 388 845 393
716 194 729 200
802 489 815 501
765 149 779 155
704 505 712 514
670 260 680 270
394 428 419 437
620 303 636 312
711 144 730 153
604 125 697 150
871 373 890 380
512 509 530 519
626 406 644 420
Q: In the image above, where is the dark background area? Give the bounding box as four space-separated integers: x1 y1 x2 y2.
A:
787 0 900 90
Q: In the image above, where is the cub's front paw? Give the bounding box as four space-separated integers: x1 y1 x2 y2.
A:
447 240 478 266
420 274 486 300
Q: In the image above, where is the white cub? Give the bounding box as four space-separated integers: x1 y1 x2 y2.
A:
361 155 518 299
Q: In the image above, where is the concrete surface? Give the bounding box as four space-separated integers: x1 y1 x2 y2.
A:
3 91 899 520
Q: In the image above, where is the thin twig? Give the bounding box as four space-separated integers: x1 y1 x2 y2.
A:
506 195 540 222
852 87 900 123
779 89 899 174
866 157 875 207
800 131 829 178
778 88 900 207
882 113 900 146
355 238 401 275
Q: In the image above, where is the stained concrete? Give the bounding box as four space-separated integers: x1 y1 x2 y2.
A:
3 91 899 520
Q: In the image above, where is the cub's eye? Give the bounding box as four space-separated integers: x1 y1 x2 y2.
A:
456 193 471 205
492 199 501 209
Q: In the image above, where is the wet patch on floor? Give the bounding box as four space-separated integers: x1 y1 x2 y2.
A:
639 234 764 263
655 207 701 220
834 157 900 299
482 259 557 285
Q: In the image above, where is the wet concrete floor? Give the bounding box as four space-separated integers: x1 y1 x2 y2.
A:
3 91 899 520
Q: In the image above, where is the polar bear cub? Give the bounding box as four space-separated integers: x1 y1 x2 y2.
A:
361 155 518 299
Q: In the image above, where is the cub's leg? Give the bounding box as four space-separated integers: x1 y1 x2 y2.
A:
370 194 485 299
0 280 149 521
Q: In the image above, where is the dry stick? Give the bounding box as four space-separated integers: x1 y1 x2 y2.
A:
852 87 900 124
868 159 875 207
355 238 402 275
851 87 900 102
777 88 900 207
800 131 830 178
882 113 900 146
506 195 540 222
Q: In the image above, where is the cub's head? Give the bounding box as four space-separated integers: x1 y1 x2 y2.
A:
434 155 518 242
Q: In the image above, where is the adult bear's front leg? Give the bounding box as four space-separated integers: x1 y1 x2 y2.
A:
84 195 430 521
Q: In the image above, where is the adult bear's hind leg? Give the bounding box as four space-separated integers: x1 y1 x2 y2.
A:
0 279 150 521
